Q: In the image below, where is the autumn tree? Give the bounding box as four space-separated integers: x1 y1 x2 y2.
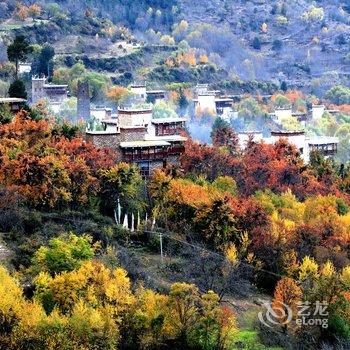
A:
28 3 41 19
107 86 131 107
14 3 28 21
272 277 302 327
0 111 115 209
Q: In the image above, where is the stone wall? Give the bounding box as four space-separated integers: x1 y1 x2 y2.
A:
85 132 123 161
166 155 180 166
119 127 147 142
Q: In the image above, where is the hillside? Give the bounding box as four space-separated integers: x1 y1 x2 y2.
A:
0 0 349 94
178 0 350 91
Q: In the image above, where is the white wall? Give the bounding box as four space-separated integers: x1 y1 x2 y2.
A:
275 108 292 122
130 86 147 101
196 94 216 113
312 105 325 120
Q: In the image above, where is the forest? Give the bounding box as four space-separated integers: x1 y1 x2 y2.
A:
0 105 349 349
0 0 350 349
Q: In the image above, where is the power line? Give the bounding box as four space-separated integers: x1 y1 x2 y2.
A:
144 230 285 279
36 213 287 280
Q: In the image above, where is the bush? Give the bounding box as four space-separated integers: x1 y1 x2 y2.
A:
8 79 27 99
327 315 350 340
31 233 95 275
301 6 324 23
252 37 261 50
272 39 283 51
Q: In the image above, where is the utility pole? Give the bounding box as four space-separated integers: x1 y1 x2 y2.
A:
159 231 164 265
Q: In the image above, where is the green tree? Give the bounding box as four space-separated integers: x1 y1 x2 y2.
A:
178 89 189 111
238 97 262 121
99 163 145 224
32 233 95 276
7 35 32 79
274 94 291 107
325 85 350 105
0 104 13 124
34 45 55 79
8 79 27 99
152 101 177 119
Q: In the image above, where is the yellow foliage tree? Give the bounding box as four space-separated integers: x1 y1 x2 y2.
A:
299 256 319 282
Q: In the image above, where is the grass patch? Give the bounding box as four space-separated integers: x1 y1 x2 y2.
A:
232 330 284 350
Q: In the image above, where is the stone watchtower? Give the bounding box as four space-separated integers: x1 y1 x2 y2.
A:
77 81 90 120
31 77 46 103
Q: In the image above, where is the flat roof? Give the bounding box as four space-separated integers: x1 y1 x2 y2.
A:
118 108 152 113
215 98 234 102
102 119 118 124
271 130 305 136
145 135 187 142
120 140 171 148
44 84 68 88
0 97 26 103
85 131 118 135
307 137 339 145
147 90 166 94
152 117 186 124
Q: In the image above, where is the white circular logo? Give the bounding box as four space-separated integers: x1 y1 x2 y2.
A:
258 301 293 328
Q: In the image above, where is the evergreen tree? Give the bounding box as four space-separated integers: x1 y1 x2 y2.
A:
252 37 261 50
8 80 27 99
7 35 32 79
32 45 55 79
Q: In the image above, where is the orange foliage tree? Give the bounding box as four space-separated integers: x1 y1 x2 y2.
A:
0 111 115 208
272 277 302 328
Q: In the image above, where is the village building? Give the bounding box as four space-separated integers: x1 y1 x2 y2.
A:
265 131 339 162
76 81 90 121
271 106 293 122
237 131 263 149
312 105 325 120
31 77 68 112
130 83 147 101
307 137 339 157
0 97 26 114
146 89 166 104
270 104 338 123
236 129 339 163
130 83 166 104
85 105 187 177
193 86 234 116
90 107 112 121
19 62 31 75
